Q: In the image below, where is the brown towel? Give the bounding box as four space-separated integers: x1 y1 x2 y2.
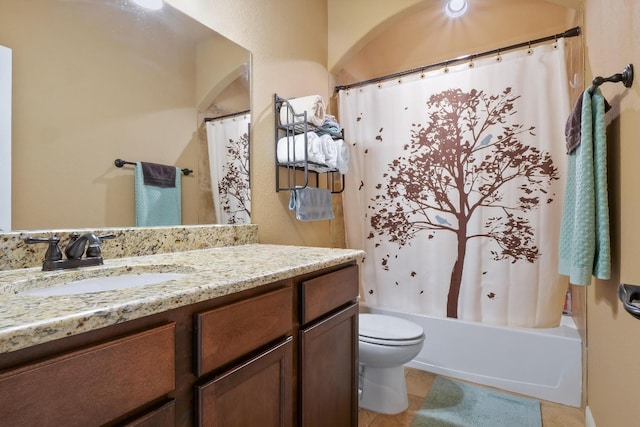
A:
565 89 611 154
141 162 176 188
565 92 584 154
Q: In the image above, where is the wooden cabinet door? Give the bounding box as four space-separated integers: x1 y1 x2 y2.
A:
197 337 293 427
299 302 358 427
121 400 176 427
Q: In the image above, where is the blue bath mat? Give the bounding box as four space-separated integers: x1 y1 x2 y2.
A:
411 377 542 427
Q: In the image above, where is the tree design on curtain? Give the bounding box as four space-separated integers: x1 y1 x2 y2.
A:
219 132 250 224
368 87 559 318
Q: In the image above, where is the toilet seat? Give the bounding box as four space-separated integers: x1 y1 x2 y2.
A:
359 314 425 346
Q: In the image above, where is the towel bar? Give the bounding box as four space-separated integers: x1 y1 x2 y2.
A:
114 158 193 176
618 283 640 320
591 64 634 92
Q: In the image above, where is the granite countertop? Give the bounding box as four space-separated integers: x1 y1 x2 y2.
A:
0 244 363 354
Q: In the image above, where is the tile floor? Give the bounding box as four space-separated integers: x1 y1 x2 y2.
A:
358 367 586 427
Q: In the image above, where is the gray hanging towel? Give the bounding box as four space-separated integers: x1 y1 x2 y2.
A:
288 187 334 221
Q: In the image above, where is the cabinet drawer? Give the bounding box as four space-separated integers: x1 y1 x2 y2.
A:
0 323 175 427
300 265 358 324
195 286 292 376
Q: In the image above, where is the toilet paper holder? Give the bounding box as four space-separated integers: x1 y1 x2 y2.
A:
618 284 640 320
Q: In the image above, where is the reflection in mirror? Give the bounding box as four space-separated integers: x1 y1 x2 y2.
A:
205 112 251 225
0 0 250 230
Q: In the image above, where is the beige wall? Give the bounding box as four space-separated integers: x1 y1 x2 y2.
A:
195 36 248 112
169 0 337 247
4 0 249 231
583 1 640 426
331 0 576 87
327 0 424 73
3 0 203 229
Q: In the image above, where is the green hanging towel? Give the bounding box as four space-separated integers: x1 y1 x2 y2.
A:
134 162 182 226
558 87 611 285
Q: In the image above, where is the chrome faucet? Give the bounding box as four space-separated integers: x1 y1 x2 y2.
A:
24 232 116 271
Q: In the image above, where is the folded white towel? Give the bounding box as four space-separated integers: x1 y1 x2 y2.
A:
277 132 350 175
277 132 326 165
317 135 350 174
280 95 326 127
319 134 338 170
288 187 334 221
335 139 350 174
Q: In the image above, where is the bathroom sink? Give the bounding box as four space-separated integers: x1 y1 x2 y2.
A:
20 272 188 296
9 264 195 297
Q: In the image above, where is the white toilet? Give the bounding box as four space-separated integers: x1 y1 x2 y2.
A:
358 313 425 414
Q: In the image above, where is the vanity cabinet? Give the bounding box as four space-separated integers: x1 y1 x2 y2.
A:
297 265 359 427
0 261 360 427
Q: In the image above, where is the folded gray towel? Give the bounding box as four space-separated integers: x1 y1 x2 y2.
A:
288 187 334 221
141 161 176 188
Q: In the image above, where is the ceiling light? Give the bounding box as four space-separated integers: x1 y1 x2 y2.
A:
445 0 468 18
131 0 163 10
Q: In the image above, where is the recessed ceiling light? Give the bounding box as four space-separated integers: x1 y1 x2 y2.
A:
131 0 163 10
445 0 468 18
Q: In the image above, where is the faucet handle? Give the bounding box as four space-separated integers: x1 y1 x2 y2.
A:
85 233 116 258
23 236 63 262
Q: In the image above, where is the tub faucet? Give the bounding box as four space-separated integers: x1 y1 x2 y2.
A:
24 232 116 271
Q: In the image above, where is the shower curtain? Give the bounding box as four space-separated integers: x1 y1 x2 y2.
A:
339 41 571 327
205 113 251 224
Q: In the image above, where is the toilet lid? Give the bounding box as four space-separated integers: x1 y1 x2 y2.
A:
359 313 424 342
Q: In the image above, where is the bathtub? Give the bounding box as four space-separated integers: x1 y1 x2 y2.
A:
365 305 582 407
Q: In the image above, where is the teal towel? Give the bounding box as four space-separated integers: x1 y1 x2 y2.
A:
558 87 611 285
135 162 182 226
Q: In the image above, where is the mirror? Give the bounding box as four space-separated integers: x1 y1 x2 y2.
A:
0 0 251 230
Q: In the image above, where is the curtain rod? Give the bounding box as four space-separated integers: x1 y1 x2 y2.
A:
334 26 581 92
203 109 250 122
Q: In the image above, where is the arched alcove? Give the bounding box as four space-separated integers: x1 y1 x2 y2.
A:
330 0 583 87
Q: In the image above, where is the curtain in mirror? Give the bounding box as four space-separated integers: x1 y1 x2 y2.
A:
205 114 251 224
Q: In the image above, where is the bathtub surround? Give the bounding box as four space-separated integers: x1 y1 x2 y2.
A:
412 377 542 427
341 40 571 327
367 305 582 407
